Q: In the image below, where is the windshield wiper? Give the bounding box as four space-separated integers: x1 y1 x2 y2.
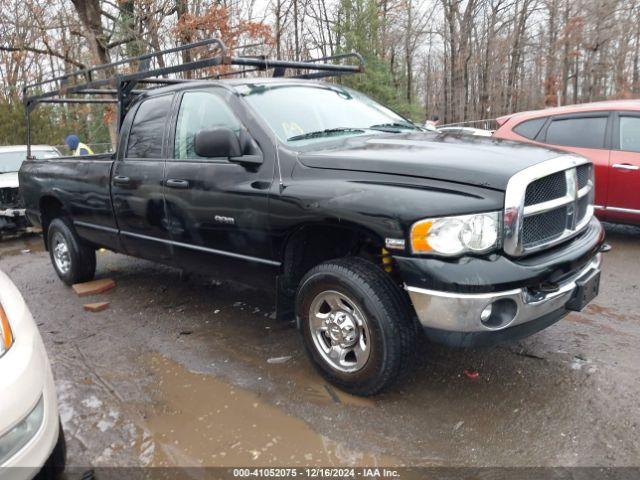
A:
287 127 366 141
368 122 421 132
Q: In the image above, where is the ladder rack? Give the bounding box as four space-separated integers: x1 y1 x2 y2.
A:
22 38 364 156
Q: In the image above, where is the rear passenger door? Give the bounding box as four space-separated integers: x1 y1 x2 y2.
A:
539 112 612 213
112 94 173 263
606 112 640 223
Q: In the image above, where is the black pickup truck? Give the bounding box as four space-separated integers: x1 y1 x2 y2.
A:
20 72 605 395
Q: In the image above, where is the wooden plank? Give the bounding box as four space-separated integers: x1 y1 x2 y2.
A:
72 278 116 296
83 302 110 312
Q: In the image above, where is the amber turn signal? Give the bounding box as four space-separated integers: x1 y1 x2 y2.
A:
410 219 433 253
0 304 14 356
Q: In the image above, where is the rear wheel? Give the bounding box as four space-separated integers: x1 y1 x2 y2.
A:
47 218 96 285
296 257 416 396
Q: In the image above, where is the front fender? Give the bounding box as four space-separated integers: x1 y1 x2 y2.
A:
270 165 504 257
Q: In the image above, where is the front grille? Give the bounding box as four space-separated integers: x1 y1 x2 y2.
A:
504 157 594 256
577 194 590 221
0 188 21 208
577 164 591 190
524 171 567 206
522 206 567 247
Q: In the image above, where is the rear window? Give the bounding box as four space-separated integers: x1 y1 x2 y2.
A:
126 95 173 159
619 116 640 153
545 116 608 149
513 117 546 140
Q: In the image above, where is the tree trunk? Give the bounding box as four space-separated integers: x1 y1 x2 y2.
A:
175 0 192 78
70 0 116 146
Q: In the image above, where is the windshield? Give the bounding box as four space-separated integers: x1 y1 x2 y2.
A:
239 84 420 145
0 149 59 173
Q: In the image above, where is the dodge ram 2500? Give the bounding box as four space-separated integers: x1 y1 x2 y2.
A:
20 77 605 395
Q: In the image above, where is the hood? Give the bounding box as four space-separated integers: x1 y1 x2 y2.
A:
0 172 18 189
297 132 568 191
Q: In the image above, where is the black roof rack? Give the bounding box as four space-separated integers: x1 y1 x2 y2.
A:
22 38 365 156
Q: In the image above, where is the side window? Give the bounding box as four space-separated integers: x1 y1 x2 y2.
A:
513 117 546 140
126 95 173 159
545 116 608 149
619 116 640 153
174 91 242 160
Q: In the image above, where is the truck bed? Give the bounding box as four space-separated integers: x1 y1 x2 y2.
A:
19 154 118 249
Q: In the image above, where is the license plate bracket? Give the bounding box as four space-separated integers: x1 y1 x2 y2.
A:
566 269 600 312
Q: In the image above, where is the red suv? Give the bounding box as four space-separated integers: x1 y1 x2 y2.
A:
494 100 640 225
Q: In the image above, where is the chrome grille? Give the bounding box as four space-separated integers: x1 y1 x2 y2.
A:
522 206 568 247
524 171 566 206
577 164 591 190
0 187 21 207
504 156 594 256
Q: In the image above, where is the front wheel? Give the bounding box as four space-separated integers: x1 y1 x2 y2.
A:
296 257 416 396
47 218 96 285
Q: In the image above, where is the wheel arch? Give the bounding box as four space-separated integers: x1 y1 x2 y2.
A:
39 194 66 250
279 221 390 298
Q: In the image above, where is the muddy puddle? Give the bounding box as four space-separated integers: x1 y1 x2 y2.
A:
0 233 44 258
141 353 399 467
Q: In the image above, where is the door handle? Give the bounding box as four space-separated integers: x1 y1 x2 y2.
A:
612 163 640 171
113 175 131 185
165 179 190 189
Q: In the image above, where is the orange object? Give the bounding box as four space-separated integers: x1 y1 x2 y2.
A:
410 220 433 253
0 304 13 351
72 278 116 296
83 302 110 312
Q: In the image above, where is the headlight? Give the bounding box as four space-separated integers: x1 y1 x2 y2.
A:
410 212 501 256
0 395 44 465
0 303 14 358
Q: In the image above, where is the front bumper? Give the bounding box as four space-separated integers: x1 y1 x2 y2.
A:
0 208 25 218
407 253 600 333
0 209 27 233
399 217 605 347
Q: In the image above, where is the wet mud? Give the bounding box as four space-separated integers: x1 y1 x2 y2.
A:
1 222 639 467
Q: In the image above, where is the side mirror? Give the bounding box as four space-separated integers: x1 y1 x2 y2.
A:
194 127 242 158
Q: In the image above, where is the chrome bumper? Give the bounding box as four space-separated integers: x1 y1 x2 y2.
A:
405 254 601 333
0 208 25 217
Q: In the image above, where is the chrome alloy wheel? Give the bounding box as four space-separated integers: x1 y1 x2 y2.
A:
52 232 71 274
308 290 371 373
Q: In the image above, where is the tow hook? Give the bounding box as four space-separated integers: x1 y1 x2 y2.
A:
600 243 612 253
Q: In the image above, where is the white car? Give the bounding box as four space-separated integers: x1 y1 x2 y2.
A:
0 269 65 479
0 146 61 236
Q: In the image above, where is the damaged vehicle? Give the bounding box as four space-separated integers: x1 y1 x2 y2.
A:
19 40 605 395
0 146 60 237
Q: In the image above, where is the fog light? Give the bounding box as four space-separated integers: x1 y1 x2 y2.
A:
480 304 493 322
480 298 518 329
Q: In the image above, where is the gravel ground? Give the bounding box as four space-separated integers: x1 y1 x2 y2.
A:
0 223 639 470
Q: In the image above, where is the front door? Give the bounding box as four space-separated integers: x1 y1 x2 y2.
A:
607 112 640 224
112 94 174 263
163 88 276 280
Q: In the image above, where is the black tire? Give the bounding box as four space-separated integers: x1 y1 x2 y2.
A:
296 257 416 396
36 421 66 480
47 217 96 285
